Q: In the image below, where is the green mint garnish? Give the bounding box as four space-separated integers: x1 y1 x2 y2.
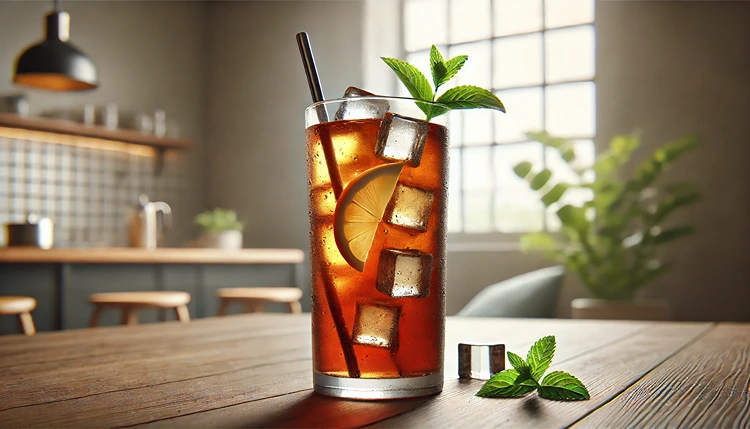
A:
476 335 591 401
381 45 505 121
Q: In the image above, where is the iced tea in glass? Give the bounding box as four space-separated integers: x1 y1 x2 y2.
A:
305 91 448 399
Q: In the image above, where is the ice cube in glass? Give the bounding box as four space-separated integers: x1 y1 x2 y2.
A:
386 183 435 231
376 249 433 298
375 113 430 167
334 87 390 121
352 301 401 349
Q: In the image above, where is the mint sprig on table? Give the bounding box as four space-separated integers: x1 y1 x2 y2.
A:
381 45 505 121
477 335 591 401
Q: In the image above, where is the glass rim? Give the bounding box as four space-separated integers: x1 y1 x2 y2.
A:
306 95 447 110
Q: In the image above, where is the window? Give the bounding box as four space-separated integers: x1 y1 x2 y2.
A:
402 0 596 234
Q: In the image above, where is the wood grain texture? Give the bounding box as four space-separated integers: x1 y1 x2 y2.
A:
0 316 721 429
368 323 711 429
575 324 750 429
0 113 191 150
0 247 304 264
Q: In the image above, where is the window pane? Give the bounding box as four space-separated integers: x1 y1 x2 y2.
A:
462 146 492 189
463 109 493 145
493 34 543 88
493 0 542 36
449 41 492 88
545 82 595 137
495 87 543 143
405 0 448 51
545 140 595 186
545 0 594 28
545 26 595 83
450 0 491 43
464 191 493 232
494 144 544 232
450 110 463 147
449 147 462 192
448 189 463 232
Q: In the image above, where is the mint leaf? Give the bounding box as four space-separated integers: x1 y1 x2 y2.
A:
538 371 590 401
506 351 533 383
381 57 434 102
527 335 556 381
429 45 447 89
441 55 468 86
476 369 537 398
436 85 505 112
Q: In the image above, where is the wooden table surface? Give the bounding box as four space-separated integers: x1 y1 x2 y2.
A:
0 315 748 428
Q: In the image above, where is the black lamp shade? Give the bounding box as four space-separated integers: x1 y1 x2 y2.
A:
13 11 98 91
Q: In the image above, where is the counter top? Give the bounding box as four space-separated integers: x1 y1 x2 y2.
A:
0 247 305 265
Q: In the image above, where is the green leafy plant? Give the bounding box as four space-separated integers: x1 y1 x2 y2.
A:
515 131 700 300
194 208 244 233
477 336 590 401
382 45 505 121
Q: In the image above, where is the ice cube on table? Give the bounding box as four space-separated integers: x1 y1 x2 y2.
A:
376 249 433 298
352 301 401 349
334 87 390 121
375 113 430 167
458 343 506 380
386 183 435 231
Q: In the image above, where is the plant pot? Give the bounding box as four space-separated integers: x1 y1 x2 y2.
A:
571 298 671 321
197 230 243 250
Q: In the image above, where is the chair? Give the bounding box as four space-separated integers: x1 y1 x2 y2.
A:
217 287 303 315
89 291 191 327
456 266 564 318
0 296 37 335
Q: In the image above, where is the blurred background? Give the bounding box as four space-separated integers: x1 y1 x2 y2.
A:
0 0 747 333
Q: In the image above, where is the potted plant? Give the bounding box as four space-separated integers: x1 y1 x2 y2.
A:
513 131 700 320
194 208 244 250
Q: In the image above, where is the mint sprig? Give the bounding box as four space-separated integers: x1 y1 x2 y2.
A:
382 45 505 121
476 335 591 401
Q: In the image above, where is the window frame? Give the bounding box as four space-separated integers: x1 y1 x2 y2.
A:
399 0 597 244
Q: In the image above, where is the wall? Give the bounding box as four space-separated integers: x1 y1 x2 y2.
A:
0 1 208 246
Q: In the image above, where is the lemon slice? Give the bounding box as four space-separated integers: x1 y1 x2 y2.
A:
333 163 404 272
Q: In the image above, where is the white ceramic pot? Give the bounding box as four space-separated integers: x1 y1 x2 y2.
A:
571 298 671 321
198 230 243 250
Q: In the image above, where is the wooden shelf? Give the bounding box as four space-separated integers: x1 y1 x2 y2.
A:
0 247 305 265
0 112 191 150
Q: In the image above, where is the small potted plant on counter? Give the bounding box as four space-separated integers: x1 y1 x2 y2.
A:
194 208 244 250
514 131 700 320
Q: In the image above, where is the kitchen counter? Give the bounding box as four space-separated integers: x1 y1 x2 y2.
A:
0 247 305 265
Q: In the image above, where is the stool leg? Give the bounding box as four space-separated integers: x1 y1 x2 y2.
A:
218 299 230 317
18 312 36 336
121 307 139 325
89 306 103 328
287 301 302 314
175 305 191 322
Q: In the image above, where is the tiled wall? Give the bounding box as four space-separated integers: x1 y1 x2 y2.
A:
0 137 187 247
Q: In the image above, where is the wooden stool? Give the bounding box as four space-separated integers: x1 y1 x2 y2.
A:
89 291 191 327
0 296 37 335
217 287 303 316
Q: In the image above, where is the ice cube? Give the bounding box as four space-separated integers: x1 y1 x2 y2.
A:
386 183 435 231
375 113 430 167
352 301 401 349
458 343 505 380
334 87 390 121
376 249 433 298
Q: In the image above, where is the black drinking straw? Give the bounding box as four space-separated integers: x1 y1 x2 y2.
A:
296 32 360 379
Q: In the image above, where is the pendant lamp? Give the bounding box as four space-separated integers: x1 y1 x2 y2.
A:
13 0 98 91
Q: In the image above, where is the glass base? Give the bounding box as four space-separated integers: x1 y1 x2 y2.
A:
313 372 443 400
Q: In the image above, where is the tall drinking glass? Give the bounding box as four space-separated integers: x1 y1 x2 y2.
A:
305 96 449 399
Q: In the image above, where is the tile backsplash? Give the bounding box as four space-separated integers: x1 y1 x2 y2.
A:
0 137 187 247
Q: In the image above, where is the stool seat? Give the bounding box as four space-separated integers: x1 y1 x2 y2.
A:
89 291 191 327
0 296 37 335
90 291 191 308
0 296 37 315
217 287 303 302
217 287 303 315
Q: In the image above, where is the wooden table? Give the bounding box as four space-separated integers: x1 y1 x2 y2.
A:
0 315 747 428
